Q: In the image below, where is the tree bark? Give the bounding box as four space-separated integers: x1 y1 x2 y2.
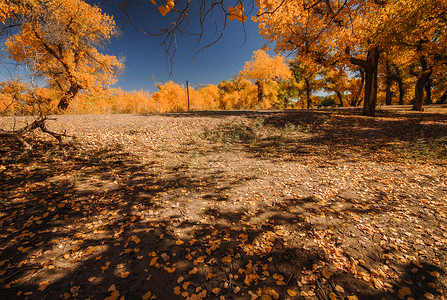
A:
410 56 432 111
385 80 392 105
305 78 312 109
350 69 364 107
436 90 447 104
424 79 432 105
256 81 263 104
397 78 405 105
335 91 344 107
57 84 80 111
350 47 380 116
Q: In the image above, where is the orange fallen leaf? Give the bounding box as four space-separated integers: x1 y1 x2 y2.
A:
212 287 221 295
104 290 120 300
322 269 333 279
329 292 337 300
221 256 232 263
38 280 50 291
130 235 141 244
102 261 111 273
142 291 152 299
182 281 190 290
176 240 184 245
149 257 158 266
189 267 198 275
398 287 411 298
120 271 130 278
174 286 181 295
287 289 297 296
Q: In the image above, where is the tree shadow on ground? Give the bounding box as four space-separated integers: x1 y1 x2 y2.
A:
1 109 446 299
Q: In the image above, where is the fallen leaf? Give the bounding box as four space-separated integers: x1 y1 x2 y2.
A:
149 257 158 266
130 235 141 244
88 277 96 282
398 287 411 298
335 285 344 293
176 240 184 245
142 291 152 300
428 271 440 278
174 286 181 295
182 282 190 290
38 280 49 291
221 255 232 263
212 287 221 295
329 292 337 300
322 269 333 279
120 271 130 278
287 289 297 296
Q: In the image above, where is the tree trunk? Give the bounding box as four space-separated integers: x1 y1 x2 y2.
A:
351 47 380 116
424 79 432 105
57 84 81 111
398 78 405 105
256 81 263 104
385 79 392 105
385 59 393 105
410 56 432 111
336 91 344 107
350 69 364 107
305 79 312 109
436 90 447 104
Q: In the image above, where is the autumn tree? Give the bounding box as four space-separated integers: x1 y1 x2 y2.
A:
367 0 447 111
253 0 393 116
320 66 353 107
240 50 291 104
2 0 123 111
289 59 322 109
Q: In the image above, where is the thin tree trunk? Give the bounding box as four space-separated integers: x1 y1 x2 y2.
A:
350 69 364 107
385 80 392 105
335 91 344 107
424 79 432 105
398 78 405 105
385 60 393 105
256 81 263 104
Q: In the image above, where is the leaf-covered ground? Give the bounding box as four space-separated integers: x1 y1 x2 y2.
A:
1 106 446 300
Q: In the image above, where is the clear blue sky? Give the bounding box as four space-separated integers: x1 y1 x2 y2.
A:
95 1 272 92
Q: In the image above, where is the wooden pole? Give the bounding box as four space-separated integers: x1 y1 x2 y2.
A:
186 80 190 112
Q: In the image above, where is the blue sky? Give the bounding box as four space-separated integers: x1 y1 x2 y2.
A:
97 1 272 92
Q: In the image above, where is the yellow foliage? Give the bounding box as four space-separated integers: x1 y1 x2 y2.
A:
3 0 123 110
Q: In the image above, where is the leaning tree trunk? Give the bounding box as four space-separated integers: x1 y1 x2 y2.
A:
436 90 447 104
336 91 344 107
351 47 380 116
350 69 364 107
57 83 81 111
411 56 432 111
